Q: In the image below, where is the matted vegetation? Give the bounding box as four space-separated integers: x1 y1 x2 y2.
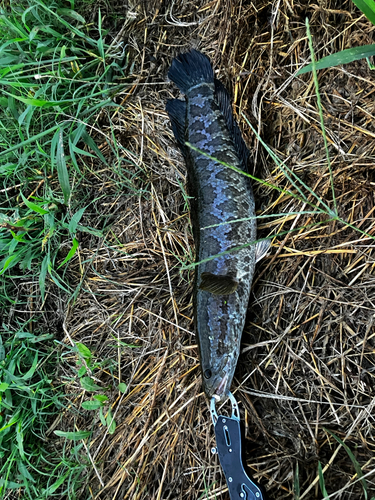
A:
1 0 375 498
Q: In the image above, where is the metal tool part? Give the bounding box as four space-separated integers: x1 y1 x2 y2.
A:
211 393 264 500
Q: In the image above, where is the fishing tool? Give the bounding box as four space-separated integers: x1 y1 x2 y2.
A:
210 392 264 500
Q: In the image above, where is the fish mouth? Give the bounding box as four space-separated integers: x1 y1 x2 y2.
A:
211 373 229 401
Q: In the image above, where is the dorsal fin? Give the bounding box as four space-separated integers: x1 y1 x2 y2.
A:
199 272 239 295
214 78 250 171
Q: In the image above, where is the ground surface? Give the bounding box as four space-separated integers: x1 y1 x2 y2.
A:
48 0 375 498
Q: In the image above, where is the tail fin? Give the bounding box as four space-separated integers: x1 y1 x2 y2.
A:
167 49 214 94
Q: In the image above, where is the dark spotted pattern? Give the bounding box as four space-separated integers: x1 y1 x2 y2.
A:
186 85 256 400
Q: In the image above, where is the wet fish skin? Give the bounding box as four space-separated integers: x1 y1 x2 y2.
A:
166 50 257 401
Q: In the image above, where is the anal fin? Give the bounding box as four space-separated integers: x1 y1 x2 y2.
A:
166 99 187 153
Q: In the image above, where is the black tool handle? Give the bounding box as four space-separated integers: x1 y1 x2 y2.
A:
214 415 264 500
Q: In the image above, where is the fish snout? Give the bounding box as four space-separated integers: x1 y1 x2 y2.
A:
202 371 230 401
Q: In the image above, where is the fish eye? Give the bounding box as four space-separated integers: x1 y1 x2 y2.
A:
204 369 212 379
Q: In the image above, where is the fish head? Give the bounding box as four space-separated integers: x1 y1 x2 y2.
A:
195 287 245 402
201 355 234 401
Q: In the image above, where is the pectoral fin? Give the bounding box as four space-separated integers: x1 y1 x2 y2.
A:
199 272 239 295
255 239 271 263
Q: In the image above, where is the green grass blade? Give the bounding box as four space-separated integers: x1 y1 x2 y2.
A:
0 254 22 274
58 237 79 268
318 462 329 499
0 414 19 433
43 470 71 495
68 207 86 234
22 352 38 380
325 429 368 499
0 123 61 157
47 266 70 293
56 8 86 24
244 119 334 215
97 9 105 62
352 0 375 26
1 89 73 107
54 430 92 440
294 462 300 499
82 131 108 165
16 421 25 460
181 219 332 270
297 44 375 74
39 255 48 299
186 142 313 206
186 139 332 215
20 193 49 215
56 129 71 204
32 0 97 47
305 18 337 215
106 409 116 435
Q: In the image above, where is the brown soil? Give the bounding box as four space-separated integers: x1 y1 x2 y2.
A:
53 0 375 498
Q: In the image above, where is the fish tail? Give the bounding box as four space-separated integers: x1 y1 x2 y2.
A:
168 49 214 94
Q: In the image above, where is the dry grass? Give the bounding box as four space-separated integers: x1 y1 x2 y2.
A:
50 0 375 498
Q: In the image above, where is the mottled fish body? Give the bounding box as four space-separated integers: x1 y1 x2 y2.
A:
167 50 264 400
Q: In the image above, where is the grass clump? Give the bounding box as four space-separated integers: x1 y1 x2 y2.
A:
0 0 131 296
0 0 132 497
0 326 87 499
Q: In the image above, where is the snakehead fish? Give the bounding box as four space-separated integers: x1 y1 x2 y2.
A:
166 50 267 401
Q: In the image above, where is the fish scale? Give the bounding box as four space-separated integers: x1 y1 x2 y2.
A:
166 49 263 400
